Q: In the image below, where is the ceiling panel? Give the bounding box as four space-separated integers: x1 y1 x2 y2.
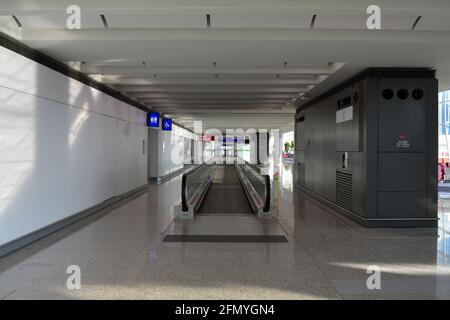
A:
382 13 420 30
211 12 311 28
416 13 450 31
16 14 103 29
2 0 450 132
314 12 367 29
314 12 417 30
106 13 206 28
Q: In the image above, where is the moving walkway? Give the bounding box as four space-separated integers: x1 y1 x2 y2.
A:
175 159 273 219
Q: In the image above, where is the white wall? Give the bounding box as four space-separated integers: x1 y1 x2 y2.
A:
250 134 258 164
184 138 192 164
259 132 270 164
160 131 184 176
193 140 203 164
148 129 188 178
148 128 159 178
0 46 148 247
202 141 215 163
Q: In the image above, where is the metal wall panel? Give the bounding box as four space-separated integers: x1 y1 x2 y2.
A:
311 106 325 195
378 153 427 192
378 79 428 153
336 85 361 152
295 68 437 227
322 95 338 202
378 192 428 218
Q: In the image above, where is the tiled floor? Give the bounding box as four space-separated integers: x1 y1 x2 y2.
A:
0 164 449 299
165 215 286 237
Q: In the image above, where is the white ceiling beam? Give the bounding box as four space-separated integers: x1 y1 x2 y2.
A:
152 104 290 108
0 16 21 39
175 124 291 129
191 125 293 130
139 99 291 104
175 114 294 118
100 77 320 85
153 105 294 110
165 109 295 115
181 119 291 123
178 120 294 125
81 65 335 75
174 113 294 118
175 119 293 123
20 28 450 42
181 122 294 126
1 0 448 14
128 93 298 99
117 86 308 93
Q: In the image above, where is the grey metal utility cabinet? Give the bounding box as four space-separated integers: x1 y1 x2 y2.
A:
294 68 438 227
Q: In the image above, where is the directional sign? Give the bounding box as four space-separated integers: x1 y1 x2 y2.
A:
148 112 159 128
162 118 172 131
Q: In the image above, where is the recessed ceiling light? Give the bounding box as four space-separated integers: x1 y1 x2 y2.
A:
11 15 22 28
310 14 317 28
100 14 108 28
411 16 422 30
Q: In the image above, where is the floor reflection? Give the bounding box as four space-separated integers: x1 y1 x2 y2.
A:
438 194 450 265
1 160 450 299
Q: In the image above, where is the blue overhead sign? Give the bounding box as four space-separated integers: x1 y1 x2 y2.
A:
148 112 159 128
162 118 172 131
221 137 243 143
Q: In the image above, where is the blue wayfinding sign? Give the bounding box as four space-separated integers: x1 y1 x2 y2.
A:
148 112 159 128
162 118 172 131
222 137 243 143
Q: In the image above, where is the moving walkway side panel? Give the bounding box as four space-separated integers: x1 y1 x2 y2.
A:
295 68 438 227
176 164 215 219
234 161 273 218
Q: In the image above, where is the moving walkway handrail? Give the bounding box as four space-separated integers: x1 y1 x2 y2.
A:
262 174 271 212
181 163 206 212
236 158 271 213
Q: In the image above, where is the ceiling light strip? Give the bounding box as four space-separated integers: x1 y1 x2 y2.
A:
100 14 109 28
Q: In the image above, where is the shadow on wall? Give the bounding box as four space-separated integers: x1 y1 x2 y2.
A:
0 50 146 248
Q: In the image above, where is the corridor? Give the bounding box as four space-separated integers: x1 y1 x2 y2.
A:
0 164 449 300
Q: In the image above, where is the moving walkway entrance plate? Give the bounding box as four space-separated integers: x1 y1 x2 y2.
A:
163 234 287 243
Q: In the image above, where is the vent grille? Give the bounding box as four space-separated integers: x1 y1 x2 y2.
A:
336 171 353 211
